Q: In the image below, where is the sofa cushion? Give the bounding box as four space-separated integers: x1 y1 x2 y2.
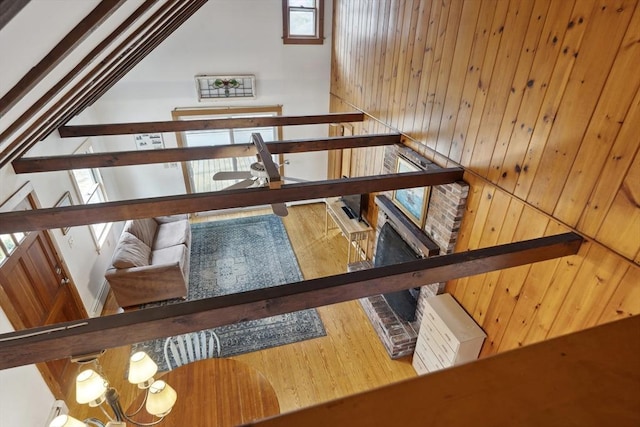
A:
125 218 158 247
151 244 188 270
112 232 151 268
155 220 191 249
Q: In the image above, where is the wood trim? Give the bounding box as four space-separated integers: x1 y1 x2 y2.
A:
12 134 402 173
0 0 30 31
0 181 34 212
172 105 284 118
0 232 583 369
247 315 640 427
57 113 366 137
0 0 126 117
0 0 159 157
0 170 464 233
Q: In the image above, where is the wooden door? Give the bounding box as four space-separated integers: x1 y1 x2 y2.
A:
0 228 87 398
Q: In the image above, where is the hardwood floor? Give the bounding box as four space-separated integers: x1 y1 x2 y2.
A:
65 203 416 421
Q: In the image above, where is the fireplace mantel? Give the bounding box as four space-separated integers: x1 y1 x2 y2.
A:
375 195 440 258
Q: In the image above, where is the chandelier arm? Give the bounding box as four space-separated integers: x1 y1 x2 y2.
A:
122 413 166 427
125 389 149 417
98 403 117 423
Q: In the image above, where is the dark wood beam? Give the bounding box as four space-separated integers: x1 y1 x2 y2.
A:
0 232 583 369
0 0 126 117
0 169 464 233
0 0 203 169
57 113 366 137
11 134 401 173
0 0 30 31
0 0 159 162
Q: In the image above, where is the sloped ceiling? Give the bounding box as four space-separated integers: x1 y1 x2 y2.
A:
0 0 208 167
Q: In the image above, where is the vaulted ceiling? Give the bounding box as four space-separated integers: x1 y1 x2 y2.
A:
11 2 639 391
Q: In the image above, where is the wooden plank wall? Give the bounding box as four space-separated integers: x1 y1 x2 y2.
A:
330 0 640 357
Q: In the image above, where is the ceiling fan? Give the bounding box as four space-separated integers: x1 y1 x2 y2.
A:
212 133 305 217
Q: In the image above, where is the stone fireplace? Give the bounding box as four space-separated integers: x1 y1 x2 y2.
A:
357 145 469 358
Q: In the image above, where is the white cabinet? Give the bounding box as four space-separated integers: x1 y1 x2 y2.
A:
412 293 486 375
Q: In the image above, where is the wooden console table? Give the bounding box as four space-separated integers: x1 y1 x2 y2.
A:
325 197 372 264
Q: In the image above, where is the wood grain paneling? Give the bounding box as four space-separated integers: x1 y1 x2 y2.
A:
331 0 640 358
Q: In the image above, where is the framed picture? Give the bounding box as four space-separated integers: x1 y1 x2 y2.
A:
55 191 73 235
392 157 430 228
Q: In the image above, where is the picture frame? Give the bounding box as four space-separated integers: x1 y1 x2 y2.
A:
392 156 430 228
55 191 72 235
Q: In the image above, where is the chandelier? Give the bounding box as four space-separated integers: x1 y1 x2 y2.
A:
49 351 176 427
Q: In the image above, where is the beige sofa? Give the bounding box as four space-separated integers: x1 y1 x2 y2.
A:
105 215 191 307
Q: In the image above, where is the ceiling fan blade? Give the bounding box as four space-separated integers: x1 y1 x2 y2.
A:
213 171 252 180
271 203 288 217
223 179 255 190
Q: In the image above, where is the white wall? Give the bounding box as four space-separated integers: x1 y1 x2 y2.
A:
87 0 333 198
0 311 55 427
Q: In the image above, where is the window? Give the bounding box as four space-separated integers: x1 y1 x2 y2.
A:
172 106 283 199
282 0 324 45
70 139 110 248
0 232 26 266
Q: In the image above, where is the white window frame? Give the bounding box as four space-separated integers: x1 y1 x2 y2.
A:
69 138 111 250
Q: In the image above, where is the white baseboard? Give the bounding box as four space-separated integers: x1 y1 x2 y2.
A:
90 280 110 317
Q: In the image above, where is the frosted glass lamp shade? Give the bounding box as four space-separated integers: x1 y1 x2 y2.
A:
49 414 87 427
128 351 158 387
146 380 177 417
75 369 107 406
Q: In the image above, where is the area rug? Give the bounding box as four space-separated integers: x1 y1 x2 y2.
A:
131 215 326 372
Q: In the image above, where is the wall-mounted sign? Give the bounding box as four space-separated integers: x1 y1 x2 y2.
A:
135 133 164 150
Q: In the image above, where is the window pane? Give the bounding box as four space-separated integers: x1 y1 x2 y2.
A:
13 232 25 244
289 0 315 7
87 189 105 205
92 223 107 239
0 235 16 254
72 168 98 203
0 249 6 265
289 10 316 36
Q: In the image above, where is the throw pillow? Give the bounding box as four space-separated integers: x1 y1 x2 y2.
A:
112 232 151 268
126 218 158 247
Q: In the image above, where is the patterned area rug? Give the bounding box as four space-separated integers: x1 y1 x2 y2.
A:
132 215 325 372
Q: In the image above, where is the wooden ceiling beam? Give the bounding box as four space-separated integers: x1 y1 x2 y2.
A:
0 0 203 169
0 0 30 31
0 0 127 117
0 169 464 233
0 232 583 369
57 112 366 137
64 0 206 121
11 134 400 173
